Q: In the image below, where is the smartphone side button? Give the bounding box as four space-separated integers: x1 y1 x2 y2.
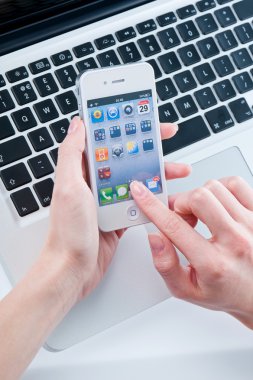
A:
127 206 140 221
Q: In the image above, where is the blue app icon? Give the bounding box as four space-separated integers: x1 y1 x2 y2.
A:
110 126 121 138
107 106 120 120
146 178 160 193
91 108 104 123
94 128 106 141
141 120 152 133
125 123 136 135
143 139 154 151
127 141 139 155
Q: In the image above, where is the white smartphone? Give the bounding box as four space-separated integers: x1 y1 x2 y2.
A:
76 62 167 232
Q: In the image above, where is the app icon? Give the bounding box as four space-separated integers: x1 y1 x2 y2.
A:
91 108 104 123
94 128 106 141
146 177 160 193
107 106 120 120
112 144 124 158
143 138 154 151
122 103 134 117
109 125 121 138
98 166 111 180
125 123 136 135
141 120 152 133
127 141 139 155
138 99 150 115
115 184 129 200
95 147 109 162
99 187 113 204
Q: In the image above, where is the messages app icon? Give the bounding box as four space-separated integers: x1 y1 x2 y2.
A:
115 184 129 200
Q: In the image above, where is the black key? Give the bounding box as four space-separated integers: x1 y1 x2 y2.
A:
136 19 156 34
178 45 201 66
50 119 69 143
28 154 54 179
250 44 253 57
76 58 98 72
118 43 141 63
157 28 181 50
212 55 235 77
231 48 253 69
158 52 182 74
177 5 197 19
147 59 162 79
33 73 59 97
0 116 15 140
34 178 54 207
233 72 253 94
51 50 73 66
94 34 115 50
177 21 200 42
29 58 51 75
215 7 237 28
0 136 32 168
6 66 29 83
197 37 220 58
216 30 238 51
173 70 197 93
55 91 78 115
233 0 253 21
73 42 94 58
33 99 59 123
0 163 32 191
196 14 218 35
97 50 121 67
175 95 198 118
55 65 77 89
11 107 37 132
11 81 37 106
157 12 177 27
159 103 179 123
0 90 15 114
28 127 54 152
162 116 210 155
138 35 161 57
156 78 178 101
235 23 253 44
193 62 216 85
196 0 216 12
229 97 253 123
50 148 58 165
194 87 217 109
11 188 39 217
205 105 234 133
213 79 236 101
0 75 6 87
217 0 233 3
116 27 136 42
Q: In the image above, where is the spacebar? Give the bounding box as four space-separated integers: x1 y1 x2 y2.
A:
162 116 210 155
233 0 253 20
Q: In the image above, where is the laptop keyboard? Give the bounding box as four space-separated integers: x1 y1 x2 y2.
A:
0 0 253 217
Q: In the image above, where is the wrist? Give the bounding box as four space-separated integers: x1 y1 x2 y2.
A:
230 311 253 330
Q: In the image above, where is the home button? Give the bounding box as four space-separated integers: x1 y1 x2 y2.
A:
127 206 140 221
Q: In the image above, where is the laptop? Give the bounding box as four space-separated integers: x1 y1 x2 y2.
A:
0 0 253 350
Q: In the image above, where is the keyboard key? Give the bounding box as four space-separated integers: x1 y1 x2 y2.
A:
196 0 216 12
197 37 220 58
0 90 15 114
162 115 210 155
233 0 253 21
116 27 136 42
94 34 115 50
231 48 253 69
34 178 54 207
158 52 181 74
118 43 142 63
159 103 179 123
156 12 177 27
177 21 200 42
0 116 15 140
55 65 77 89
157 28 181 50
0 163 32 191
51 50 73 66
33 99 59 123
73 42 94 58
11 187 39 217
50 148 58 165
147 59 162 79
173 70 197 93
178 45 201 66
97 50 121 67
0 136 32 168
216 30 238 51
28 154 54 179
214 7 237 28
229 97 253 123
6 66 29 83
193 62 216 85
196 14 218 35
232 72 253 93
11 81 37 106
55 91 78 115
156 78 178 101
205 105 234 133
177 5 197 19
11 107 37 132
234 23 253 44
28 127 54 152
194 87 217 109
0 75 6 88
76 58 98 72
217 0 233 3
33 73 59 97
213 79 236 101
136 19 156 34
29 58 51 75
175 95 198 118
50 119 69 143
212 55 235 77
138 35 161 57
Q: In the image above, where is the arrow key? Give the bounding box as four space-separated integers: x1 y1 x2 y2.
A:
0 163 32 191
228 98 253 123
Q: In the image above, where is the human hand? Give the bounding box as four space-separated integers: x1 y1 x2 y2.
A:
130 176 253 329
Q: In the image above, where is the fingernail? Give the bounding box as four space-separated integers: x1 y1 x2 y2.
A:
172 124 178 131
148 234 165 255
130 181 148 198
68 116 80 135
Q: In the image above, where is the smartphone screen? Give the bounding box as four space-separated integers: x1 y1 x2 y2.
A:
87 89 163 207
